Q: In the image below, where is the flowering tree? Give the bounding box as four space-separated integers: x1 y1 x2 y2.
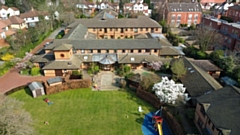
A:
15 52 33 70
152 77 190 104
149 61 163 71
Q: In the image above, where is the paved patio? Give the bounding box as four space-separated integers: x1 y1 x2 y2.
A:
92 71 120 91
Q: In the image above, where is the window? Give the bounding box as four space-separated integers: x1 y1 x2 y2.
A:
134 28 138 33
89 49 92 53
188 14 192 19
200 104 205 116
130 57 135 61
115 28 118 31
145 49 150 52
60 54 65 58
177 14 181 20
122 50 125 53
228 39 232 44
99 29 102 31
110 28 112 31
93 28 96 32
84 56 88 60
125 28 128 31
130 49 133 53
146 28 148 31
106 50 109 53
98 49 101 53
138 49 141 53
130 28 133 31
171 14 176 19
154 49 157 53
121 28 124 33
114 50 117 53
32 17 34 20
140 28 143 31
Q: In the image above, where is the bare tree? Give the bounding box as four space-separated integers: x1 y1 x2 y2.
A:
0 94 36 135
141 73 161 91
192 26 223 52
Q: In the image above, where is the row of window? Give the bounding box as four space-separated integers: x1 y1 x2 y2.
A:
93 28 158 32
171 14 199 19
79 49 158 53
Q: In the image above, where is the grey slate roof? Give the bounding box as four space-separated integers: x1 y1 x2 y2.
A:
45 39 161 50
168 3 202 12
178 57 222 97
228 5 240 11
28 82 43 91
47 77 63 85
118 54 162 63
53 44 72 51
197 85 240 135
189 59 222 72
42 55 81 70
62 24 88 39
67 16 162 28
31 54 55 63
160 47 183 56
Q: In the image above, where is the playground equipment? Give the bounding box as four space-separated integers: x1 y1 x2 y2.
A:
152 109 163 135
44 98 53 105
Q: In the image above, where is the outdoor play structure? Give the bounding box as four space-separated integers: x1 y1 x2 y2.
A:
152 110 163 135
44 98 53 105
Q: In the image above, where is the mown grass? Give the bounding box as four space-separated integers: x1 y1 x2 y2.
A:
9 88 155 135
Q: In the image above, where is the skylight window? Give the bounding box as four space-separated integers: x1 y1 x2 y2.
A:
84 56 88 60
130 57 135 61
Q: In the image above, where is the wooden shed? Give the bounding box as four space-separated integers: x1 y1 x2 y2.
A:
47 77 63 86
28 82 45 98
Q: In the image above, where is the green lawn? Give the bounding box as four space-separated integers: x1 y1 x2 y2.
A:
9 88 155 135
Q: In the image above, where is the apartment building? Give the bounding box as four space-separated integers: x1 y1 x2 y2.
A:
166 2 202 27
195 85 240 135
226 5 240 22
32 16 183 76
201 16 240 52
66 16 162 39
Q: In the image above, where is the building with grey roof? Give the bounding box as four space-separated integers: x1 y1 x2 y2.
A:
165 2 202 27
195 85 240 135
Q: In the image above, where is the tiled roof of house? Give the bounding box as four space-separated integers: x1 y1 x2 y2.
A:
168 2 202 12
0 5 8 10
20 10 38 18
9 16 25 24
160 47 183 56
42 55 81 70
67 16 161 28
0 21 7 29
9 7 19 11
118 54 162 63
31 54 55 63
189 59 222 71
45 39 161 50
1 19 12 26
53 44 73 51
177 57 222 97
197 85 240 135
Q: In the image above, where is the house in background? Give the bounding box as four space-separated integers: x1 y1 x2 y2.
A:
8 16 27 29
124 0 151 16
226 5 240 22
0 6 20 20
166 2 202 27
194 85 240 135
20 9 39 27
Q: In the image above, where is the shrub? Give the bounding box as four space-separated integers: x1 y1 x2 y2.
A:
20 69 30 75
30 67 41 76
72 70 81 75
124 65 131 73
125 72 135 79
87 69 92 75
186 108 195 120
196 51 207 59
1 53 14 61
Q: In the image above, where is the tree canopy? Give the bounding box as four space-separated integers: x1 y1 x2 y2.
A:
0 94 36 135
171 59 187 80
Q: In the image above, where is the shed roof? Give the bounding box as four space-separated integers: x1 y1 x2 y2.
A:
28 82 43 91
47 77 63 85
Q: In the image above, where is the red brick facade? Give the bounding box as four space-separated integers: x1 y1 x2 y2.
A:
201 16 240 52
167 12 202 27
226 5 240 22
